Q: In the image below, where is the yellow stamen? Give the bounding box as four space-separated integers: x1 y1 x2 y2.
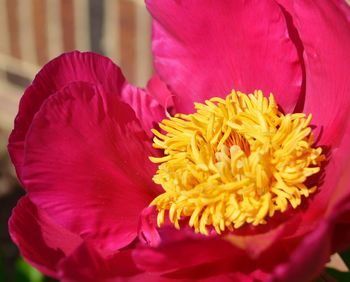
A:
149 90 325 235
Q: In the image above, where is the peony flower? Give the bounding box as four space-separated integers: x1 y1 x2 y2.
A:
8 0 350 281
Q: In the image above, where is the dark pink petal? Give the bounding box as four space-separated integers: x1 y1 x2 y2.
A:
324 157 350 252
60 242 182 281
274 0 293 12
23 82 160 252
134 229 243 275
146 74 174 111
333 0 350 22
146 0 302 114
138 206 161 247
271 2 350 260
271 147 350 280
8 51 164 182
331 207 350 253
59 242 141 282
224 222 291 260
272 222 331 282
198 273 255 282
8 196 82 278
273 0 308 114
284 0 350 244
121 83 166 138
294 0 350 146
134 227 273 281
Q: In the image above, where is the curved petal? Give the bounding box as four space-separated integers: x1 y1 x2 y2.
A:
271 152 350 281
323 156 350 252
134 225 277 281
138 206 161 248
58 242 141 282
269 0 350 251
271 222 331 282
224 223 291 260
333 0 350 22
331 206 350 253
23 82 160 252
147 0 302 114
8 196 82 278
8 51 164 182
134 226 247 276
122 83 166 138
273 0 308 113
293 0 350 146
283 0 350 242
146 74 174 112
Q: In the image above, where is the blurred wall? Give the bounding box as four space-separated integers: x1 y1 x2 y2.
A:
0 0 153 134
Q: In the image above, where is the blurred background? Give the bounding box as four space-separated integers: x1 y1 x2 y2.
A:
0 0 152 281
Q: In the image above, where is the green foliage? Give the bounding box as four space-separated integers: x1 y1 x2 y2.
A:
326 268 350 281
0 256 6 282
15 258 43 282
339 248 350 270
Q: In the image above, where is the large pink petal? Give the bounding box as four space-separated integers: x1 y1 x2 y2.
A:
293 0 350 146
279 1 350 243
22 82 160 252
8 51 164 182
146 0 302 114
333 0 350 22
271 188 350 282
134 225 250 278
59 242 181 282
271 147 350 280
324 159 350 252
271 222 331 282
58 242 141 282
135 225 276 281
263 0 350 252
8 196 82 278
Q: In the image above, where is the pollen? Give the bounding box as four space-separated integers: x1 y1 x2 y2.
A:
149 90 325 235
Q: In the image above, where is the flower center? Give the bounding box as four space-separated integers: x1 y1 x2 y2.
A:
149 90 324 235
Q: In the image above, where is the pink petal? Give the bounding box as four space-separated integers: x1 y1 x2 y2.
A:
269 1 350 259
146 0 302 114
138 206 161 247
122 83 166 138
331 207 350 253
293 0 350 146
134 228 244 276
8 196 82 278
274 0 308 114
323 159 350 252
272 222 331 282
58 242 141 282
22 82 160 252
282 1 350 244
8 51 164 182
224 222 292 260
198 273 255 282
333 0 350 22
134 227 273 281
272 174 350 281
146 74 174 111
271 140 350 280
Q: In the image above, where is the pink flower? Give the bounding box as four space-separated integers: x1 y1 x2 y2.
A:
8 1 350 281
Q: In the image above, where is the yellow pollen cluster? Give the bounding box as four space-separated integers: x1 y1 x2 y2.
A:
149 90 324 235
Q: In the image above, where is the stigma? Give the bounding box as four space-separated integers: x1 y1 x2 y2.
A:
149 90 324 235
